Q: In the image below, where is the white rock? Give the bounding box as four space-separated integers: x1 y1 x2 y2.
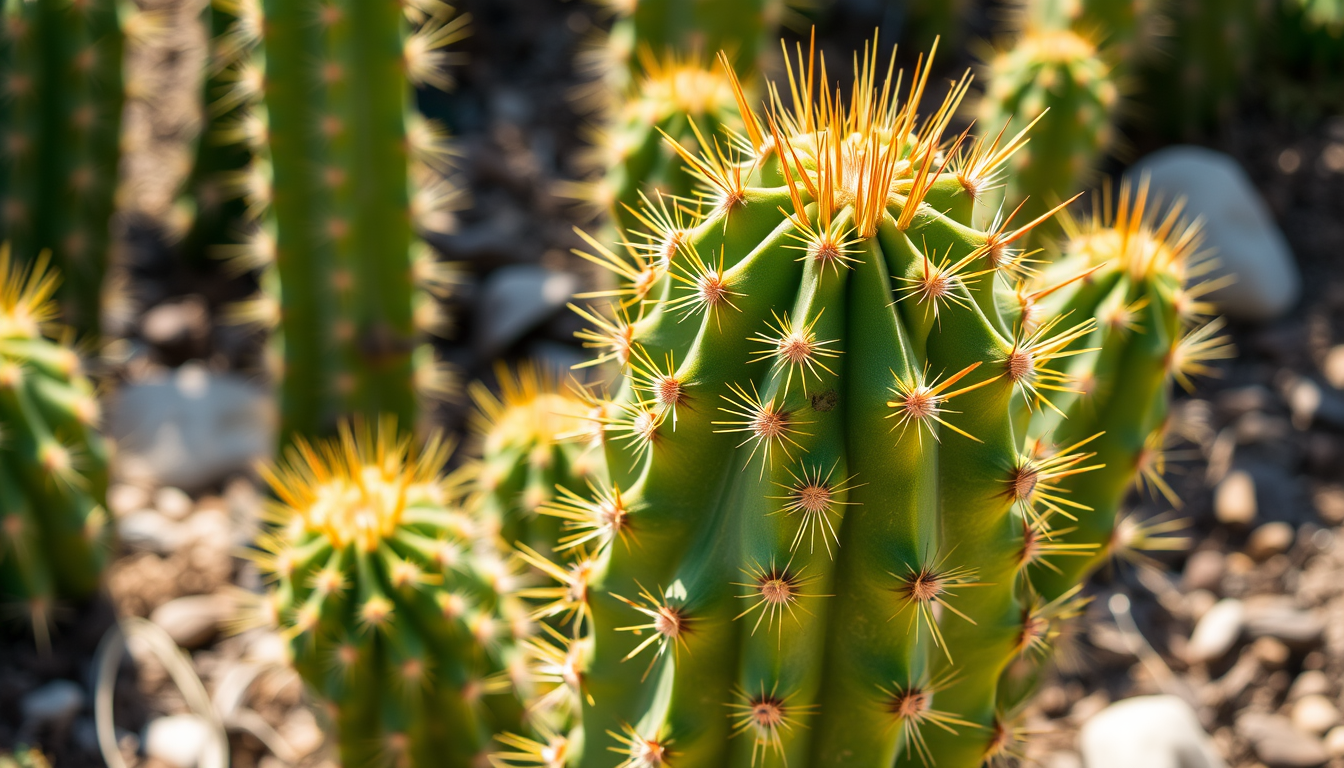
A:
144 714 213 768
1293 695 1342 736
1080 695 1227 768
476 266 578 355
1324 726 1344 758
21 679 84 727
154 486 195 520
109 364 275 492
116 510 183 554
1186 598 1245 663
150 594 232 649
1215 470 1257 525
1129 147 1299 322
107 484 151 517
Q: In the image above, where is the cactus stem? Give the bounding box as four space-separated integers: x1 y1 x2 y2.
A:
608 723 673 768
714 381 813 471
613 583 690 678
731 558 828 636
747 309 841 397
765 460 862 557
514 544 593 630
666 242 742 322
889 558 987 661
1014 584 1087 657
895 240 996 321
492 727 571 767
884 361 995 444
1017 518 1097 574
571 302 637 368
541 480 632 552
878 671 978 766
727 682 816 766
574 227 662 307
630 345 685 422
1169 317 1235 391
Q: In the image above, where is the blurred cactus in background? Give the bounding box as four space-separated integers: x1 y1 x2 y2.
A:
252 420 531 768
0 0 130 340
488 39 1174 767
223 0 466 441
0 247 111 647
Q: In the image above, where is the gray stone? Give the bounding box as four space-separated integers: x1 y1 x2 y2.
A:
154 486 194 521
1080 695 1227 768
476 266 578 355
150 594 232 649
1244 597 1326 648
108 364 275 491
1130 147 1299 322
144 714 214 768
116 510 183 554
21 679 84 728
1237 713 1329 768
1186 598 1245 663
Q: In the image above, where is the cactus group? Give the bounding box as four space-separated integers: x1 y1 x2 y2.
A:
253 419 530 768
0 248 111 646
490 41 1149 767
0 0 127 339
223 0 464 440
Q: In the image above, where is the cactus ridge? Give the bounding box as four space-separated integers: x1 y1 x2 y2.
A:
0 246 110 647
253 417 531 768
489 37 1135 768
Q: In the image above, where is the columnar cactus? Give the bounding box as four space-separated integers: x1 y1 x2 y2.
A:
0 0 127 338
499 42 1115 767
0 248 110 646
1023 180 1232 600
228 0 464 440
253 419 530 768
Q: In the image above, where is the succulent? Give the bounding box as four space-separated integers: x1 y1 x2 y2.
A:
0 247 111 647
253 419 531 768
495 41 1124 767
224 0 465 440
0 0 129 339
1294 0 1344 32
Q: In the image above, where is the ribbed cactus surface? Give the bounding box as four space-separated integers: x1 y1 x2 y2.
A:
229 0 463 440
255 420 529 768
0 248 110 645
0 0 125 338
499 42 1117 768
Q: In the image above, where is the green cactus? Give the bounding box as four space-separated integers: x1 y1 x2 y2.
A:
1021 180 1232 601
469 364 607 555
253 419 531 768
495 42 1115 768
228 0 464 440
0 0 128 339
977 22 1118 226
1294 0 1344 31
0 247 111 647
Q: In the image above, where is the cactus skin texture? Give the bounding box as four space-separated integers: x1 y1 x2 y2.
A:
0 0 126 339
229 0 464 440
494 41 1114 768
977 24 1117 226
254 420 531 768
469 365 606 556
0 248 111 645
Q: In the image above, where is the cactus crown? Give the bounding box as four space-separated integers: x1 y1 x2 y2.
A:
0 246 61 340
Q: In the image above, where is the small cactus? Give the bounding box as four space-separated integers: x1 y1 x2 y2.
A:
0 247 110 646
0 0 130 339
496 40 1129 767
252 419 531 768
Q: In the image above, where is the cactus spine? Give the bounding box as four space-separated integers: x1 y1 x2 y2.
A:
0 0 127 339
229 0 463 440
0 248 111 645
498 41 1113 768
254 420 530 768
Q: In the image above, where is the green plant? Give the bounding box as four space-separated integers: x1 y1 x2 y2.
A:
494 42 1118 768
0 247 111 647
227 0 465 440
252 419 530 768
0 0 129 339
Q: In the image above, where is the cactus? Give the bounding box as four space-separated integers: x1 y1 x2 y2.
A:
252 419 531 768
494 41 1121 768
1022 179 1232 601
977 22 1118 227
469 364 606 555
227 0 465 440
0 0 128 339
1295 0 1344 32
0 247 111 646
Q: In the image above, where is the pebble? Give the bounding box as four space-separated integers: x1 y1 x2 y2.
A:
1183 550 1226 592
1312 486 1344 525
1244 597 1326 649
1292 695 1341 736
279 707 324 757
154 486 195 520
1131 146 1299 322
1186 589 1217 621
1250 637 1292 669
1325 345 1344 389
150 594 232 649
140 296 210 351
144 714 214 768
1324 726 1344 758
1215 471 1258 525
1237 713 1329 768
1288 670 1332 701
108 364 275 491
1247 522 1296 561
115 510 183 554
1079 695 1227 768
107 484 151 517
1186 598 1245 663
476 266 579 355
21 679 85 728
